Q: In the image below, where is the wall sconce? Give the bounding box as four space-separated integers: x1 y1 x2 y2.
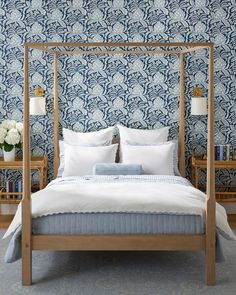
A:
30 87 46 115
191 87 207 116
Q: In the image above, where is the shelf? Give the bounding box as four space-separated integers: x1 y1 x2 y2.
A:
192 154 236 203
0 156 47 209
195 190 236 203
0 198 21 204
0 192 23 195
0 191 23 204
216 192 236 203
0 156 47 169
195 187 236 202
192 155 236 169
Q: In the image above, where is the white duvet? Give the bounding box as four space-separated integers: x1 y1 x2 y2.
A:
3 175 236 240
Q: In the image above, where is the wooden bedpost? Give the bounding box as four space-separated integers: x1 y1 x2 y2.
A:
179 53 186 177
53 52 59 178
22 44 32 285
205 44 216 285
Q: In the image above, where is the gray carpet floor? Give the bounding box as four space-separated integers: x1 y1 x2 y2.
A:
1 230 236 295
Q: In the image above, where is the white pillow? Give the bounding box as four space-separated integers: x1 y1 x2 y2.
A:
57 140 65 177
63 126 114 145
62 143 118 177
117 124 169 144
57 140 110 177
120 142 175 175
126 140 180 176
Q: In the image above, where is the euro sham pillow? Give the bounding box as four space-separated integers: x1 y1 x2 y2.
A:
63 126 114 145
57 140 110 177
120 142 175 175
117 124 169 145
93 163 142 175
62 143 118 177
126 140 180 176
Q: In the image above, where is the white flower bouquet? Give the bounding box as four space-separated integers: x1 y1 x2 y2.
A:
0 119 23 152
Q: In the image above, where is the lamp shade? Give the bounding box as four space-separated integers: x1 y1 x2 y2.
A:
30 96 46 115
191 97 207 115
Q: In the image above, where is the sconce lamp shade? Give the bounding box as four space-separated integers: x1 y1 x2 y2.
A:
191 97 207 115
30 96 46 115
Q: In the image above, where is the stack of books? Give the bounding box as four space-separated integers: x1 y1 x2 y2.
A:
215 144 231 161
5 179 23 199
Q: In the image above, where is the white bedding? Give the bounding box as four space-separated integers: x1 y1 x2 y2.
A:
3 175 236 240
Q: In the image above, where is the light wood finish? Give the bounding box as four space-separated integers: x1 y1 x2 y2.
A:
53 53 59 178
0 214 14 228
228 215 236 229
192 155 236 169
22 45 32 286
0 156 47 171
1 192 23 195
0 192 23 195
0 156 47 187
0 156 48 204
216 192 236 202
22 42 216 286
192 155 236 201
25 41 213 48
59 49 180 55
205 44 216 286
0 195 22 204
181 46 208 54
179 53 185 177
32 234 205 251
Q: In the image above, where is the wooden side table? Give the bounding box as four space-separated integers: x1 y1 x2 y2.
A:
191 155 236 202
0 156 48 204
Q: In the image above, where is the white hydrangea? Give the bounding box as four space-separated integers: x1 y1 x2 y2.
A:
16 122 23 133
4 128 21 145
1 120 16 130
0 127 7 144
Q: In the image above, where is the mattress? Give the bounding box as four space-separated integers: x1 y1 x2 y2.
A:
33 212 205 235
5 212 205 263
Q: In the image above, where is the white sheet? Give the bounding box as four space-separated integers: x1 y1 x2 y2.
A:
3 176 235 240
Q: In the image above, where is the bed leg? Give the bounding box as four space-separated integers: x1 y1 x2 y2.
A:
205 43 216 286
22 243 32 285
22 43 32 286
205 239 216 285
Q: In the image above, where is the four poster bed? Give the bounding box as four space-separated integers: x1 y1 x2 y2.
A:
3 42 235 286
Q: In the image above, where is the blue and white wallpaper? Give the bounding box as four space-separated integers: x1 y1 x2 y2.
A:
0 0 236 183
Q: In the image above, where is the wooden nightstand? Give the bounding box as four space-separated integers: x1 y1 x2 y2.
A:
191 155 236 202
0 156 48 204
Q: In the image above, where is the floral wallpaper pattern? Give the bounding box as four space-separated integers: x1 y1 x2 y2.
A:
0 0 235 183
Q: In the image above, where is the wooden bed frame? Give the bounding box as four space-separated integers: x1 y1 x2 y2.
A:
22 42 215 285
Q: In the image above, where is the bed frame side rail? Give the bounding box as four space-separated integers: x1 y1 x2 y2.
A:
32 234 206 251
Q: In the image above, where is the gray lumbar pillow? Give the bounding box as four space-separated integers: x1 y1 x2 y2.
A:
93 163 142 175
